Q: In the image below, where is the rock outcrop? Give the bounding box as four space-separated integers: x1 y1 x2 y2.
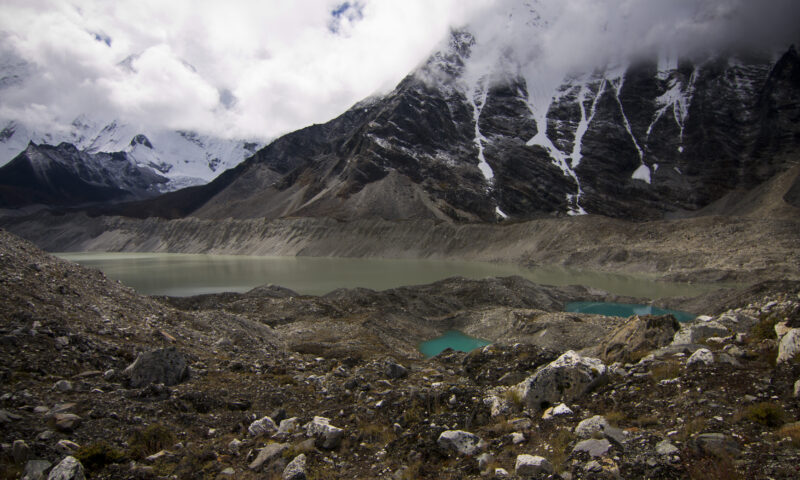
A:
512 351 607 410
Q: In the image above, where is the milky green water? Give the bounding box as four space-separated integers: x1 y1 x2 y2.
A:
565 301 696 322
418 331 491 358
55 252 720 298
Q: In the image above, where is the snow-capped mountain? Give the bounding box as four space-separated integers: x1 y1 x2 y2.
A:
0 118 262 191
0 141 168 208
0 49 263 198
121 21 799 222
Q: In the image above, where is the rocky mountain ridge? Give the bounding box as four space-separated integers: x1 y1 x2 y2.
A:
99 32 800 223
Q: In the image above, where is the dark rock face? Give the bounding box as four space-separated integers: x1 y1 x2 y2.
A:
0 142 167 208
89 36 800 222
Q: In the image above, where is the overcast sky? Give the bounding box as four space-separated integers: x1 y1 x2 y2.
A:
0 0 797 142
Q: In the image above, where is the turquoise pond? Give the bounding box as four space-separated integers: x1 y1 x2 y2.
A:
565 301 696 323
418 330 491 358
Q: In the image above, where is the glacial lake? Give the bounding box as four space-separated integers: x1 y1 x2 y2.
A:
55 252 720 298
419 331 491 358
565 301 696 323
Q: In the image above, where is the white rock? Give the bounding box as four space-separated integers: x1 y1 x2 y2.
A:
227 438 243 455
573 438 612 457
672 321 729 345
510 432 525 444
305 416 343 449
777 328 800 363
47 456 85 480
437 430 484 456
542 402 574 420
656 439 679 455
575 415 609 438
687 348 714 367
775 322 791 339
515 454 554 477
513 351 607 410
278 417 299 435
494 467 509 477
248 416 277 437
282 453 306 480
56 439 80 454
794 379 800 398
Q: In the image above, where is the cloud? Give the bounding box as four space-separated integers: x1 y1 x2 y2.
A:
0 0 797 142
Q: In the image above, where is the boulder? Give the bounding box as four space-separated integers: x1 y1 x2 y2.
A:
514 454 553 478
248 415 278 437
305 416 343 449
777 328 800 363
573 438 612 457
53 414 82 433
123 347 190 388
437 430 484 456
384 360 408 379
13 439 30 464
693 433 740 457
22 459 52 480
249 443 288 471
512 351 607 411
687 348 714 367
672 321 729 345
656 439 679 456
282 453 306 480
574 415 609 438
601 314 681 363
47 456 85 480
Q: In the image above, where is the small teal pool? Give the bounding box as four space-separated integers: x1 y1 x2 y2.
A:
565 302 696 323
419 330 491 358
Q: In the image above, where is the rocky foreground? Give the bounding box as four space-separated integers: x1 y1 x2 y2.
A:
1 228 800 479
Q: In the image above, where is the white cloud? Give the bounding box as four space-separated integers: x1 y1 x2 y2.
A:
0 0 796 141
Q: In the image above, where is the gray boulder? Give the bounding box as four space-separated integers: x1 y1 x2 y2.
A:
601 314 680 363
573 438 612 457
282 453 306 480
777 328 800 363
248 415 278 437
305 416 343 449
574 415 609 438
22 459 52 480
687 348 715 367
437 430 484 456
693 433 740 457
672 320 729 345
656 439 679 456
384 360 408 379
514 454 553 478
123 347 190 388
249 443 288 471
47 456 85 480
512 351 607 410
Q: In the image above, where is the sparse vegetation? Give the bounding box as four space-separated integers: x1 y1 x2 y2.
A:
650 360 682 381
777 422 800 447
742 402 786 427
75 441 127 471
128 424 177 460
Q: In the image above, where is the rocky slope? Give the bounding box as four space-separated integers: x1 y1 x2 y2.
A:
1 230 800 479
